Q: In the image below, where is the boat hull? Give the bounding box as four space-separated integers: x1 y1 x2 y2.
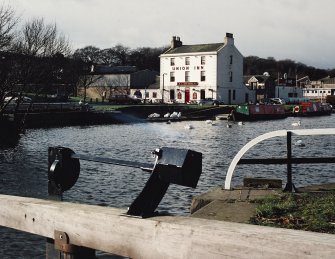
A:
231 110 287 121
231 104 287 121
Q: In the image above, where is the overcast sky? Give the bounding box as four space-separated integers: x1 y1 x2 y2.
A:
8 0 335 69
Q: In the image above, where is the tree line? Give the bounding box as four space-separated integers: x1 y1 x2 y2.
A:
244 56 335 80
73 48 335 81
73 45 168 71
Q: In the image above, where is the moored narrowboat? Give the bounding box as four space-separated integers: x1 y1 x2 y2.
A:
289 102 332 116
230 104 287 121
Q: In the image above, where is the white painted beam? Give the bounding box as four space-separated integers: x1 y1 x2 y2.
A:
0 194 334 258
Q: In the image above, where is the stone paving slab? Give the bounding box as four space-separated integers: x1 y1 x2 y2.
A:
190 186 281 214
191 200 257 223
190 183 335 223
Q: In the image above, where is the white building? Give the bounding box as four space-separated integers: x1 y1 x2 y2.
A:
160 33 254 104
303 76 335 102
274 77 303 100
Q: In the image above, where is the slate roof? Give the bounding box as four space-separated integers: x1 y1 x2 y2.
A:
130 75 160 90
243 76 253 84
93 65 137 75
164 43 224 54
243 75 270 84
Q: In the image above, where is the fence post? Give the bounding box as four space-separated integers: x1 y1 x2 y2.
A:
284 131 297 192
46 147 95 259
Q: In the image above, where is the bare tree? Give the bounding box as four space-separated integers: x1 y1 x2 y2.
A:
12 18 72 96
105 74 130 96
73 46 101 63
0 4 19 114
77 66 102 102
16 18 71 57
93 83 109 102
0 4 18 51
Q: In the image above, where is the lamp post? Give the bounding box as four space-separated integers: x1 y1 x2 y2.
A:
162 73 167 103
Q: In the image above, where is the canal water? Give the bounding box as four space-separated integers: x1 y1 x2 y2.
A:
0 114 334 258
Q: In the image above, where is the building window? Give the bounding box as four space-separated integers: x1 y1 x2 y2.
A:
230 55 233 64
177 91 182 99
153 92 157 98
233 90 236 100
170 58 175 66
229 71 233 82
288 93 298 97
185 71 190 82
145 92 149 98
170 71 175 82
201 56 205 65
193 92 197 99
201 71 206 81
185 57 190 65
306 90 309 93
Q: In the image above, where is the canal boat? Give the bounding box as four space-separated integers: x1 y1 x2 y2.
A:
230 104 287 121
289 102 332 117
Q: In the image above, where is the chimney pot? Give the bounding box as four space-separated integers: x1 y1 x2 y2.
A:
226 33 233 38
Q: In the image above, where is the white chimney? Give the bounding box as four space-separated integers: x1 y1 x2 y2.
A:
224 33 234 45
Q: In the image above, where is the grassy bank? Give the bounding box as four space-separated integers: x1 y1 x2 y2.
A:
250 192 335 234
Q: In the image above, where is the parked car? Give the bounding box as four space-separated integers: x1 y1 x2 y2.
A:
197 98 222 106
108 95 141 104
268 98 286 104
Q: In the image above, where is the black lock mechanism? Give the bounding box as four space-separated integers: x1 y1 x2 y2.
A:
48 146 202 217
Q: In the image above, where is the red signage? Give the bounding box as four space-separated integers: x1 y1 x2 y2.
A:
177 82 199 86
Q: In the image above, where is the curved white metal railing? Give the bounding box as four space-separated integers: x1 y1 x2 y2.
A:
224 128 335 190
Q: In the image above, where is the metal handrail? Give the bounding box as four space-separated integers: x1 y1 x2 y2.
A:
224 128 335 191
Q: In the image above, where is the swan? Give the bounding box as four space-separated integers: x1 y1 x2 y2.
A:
184 124 194 129
164 112 170 118
226 123 232 128
237 121 244 126
295 140 305 147
292 120 301 127
148 113 160 118
170 112 179 118
205 120 213 124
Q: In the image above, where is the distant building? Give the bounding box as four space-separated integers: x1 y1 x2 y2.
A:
274 77 303 100
78 65 157 101
130 75 161 103
159 33 254 104
303 76 335 101
243 74 275 102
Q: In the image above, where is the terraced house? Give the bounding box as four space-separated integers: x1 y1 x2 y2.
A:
160 33 254 104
